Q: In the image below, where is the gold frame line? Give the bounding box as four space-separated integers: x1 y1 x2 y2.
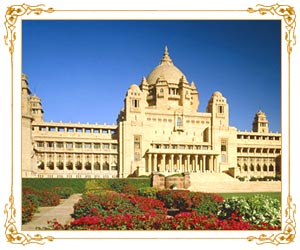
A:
2 2 296 246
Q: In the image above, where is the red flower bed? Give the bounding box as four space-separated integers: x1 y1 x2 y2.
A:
47 210 278 230
46 191 278 230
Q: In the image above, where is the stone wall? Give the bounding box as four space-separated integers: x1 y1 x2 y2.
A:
152 173 191 189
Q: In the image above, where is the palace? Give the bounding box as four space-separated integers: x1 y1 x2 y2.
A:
22 47 281 179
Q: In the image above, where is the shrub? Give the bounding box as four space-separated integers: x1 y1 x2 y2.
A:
218 194 281 227
190 192 223 216
249 177 257 181
72 192 166 219
22 194 39 224
22 187 60 207
138 187 160 198
156 190 223 215
52 186 74 199
84 179 110 195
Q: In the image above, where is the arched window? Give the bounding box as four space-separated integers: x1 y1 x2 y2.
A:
177 117 183 127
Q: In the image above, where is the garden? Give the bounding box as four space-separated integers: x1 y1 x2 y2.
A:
22 178 281 230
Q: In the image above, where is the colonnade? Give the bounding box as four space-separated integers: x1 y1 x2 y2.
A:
36 153 118 172
146 153 218 173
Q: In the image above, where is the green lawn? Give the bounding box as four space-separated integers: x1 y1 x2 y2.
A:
218 192 281 201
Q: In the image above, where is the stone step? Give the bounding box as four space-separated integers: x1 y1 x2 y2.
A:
189 173 238 183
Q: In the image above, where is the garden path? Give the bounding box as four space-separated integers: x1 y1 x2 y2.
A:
22 193 82 231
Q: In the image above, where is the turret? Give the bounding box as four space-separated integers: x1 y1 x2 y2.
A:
30 93 44 122
252 110 269 133
206 91 229 128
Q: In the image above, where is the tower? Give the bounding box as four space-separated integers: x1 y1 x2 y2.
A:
252 110 269 133
30 93 44 122
21 74 36 177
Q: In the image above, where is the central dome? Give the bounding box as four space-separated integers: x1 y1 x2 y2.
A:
147 47 187 86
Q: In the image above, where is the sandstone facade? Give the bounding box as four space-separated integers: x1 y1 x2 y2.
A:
21 47 281 179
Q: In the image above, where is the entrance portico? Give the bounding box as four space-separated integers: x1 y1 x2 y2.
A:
146 151 219 174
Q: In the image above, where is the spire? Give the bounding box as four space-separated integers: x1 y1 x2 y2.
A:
160 46 173 65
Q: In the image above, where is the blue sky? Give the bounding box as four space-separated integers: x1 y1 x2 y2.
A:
22 20 281 132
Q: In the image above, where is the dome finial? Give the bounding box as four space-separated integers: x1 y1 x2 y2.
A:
160 45 173 65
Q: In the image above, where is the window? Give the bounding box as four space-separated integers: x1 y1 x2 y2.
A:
160 88 164 93
67 128 74 132
111 144 118 150
75 143 82 148
56 142 64 148
177 117 183 127
102 143 109 149
94 129 99 133
58 127 65 132
84 143 91 149
47 142 54 148
66 143 73 149
85 128 91 133
76 128 82 133
94 143 101 149
132 99 139 108
37 142 44 147
218 106 224 114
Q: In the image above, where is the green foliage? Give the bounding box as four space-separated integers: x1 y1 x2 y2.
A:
191 193 224 216
218 192 281 201
22 178 151 194
52 186 74 199
218 194 281 227
84 179 109 195
156 190 223 215
22 178 87 193
138 187 160 198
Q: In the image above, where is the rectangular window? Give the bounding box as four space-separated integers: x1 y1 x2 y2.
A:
67 128 74 132
111 144 118 150
66 143 73 149
102 143 109 149
134 135 141 161
56 142 64 148
132 99 139 108
58 127 65 132
75 143 82 148
84 143 91 149
37 142 44 147
85 128 91 133
49 127 56 132
218 106 224 113
94 143 101 149
76 128 82 133
94 129 100 133
47 142 54 148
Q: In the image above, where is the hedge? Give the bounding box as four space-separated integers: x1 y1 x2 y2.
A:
22 178 151 193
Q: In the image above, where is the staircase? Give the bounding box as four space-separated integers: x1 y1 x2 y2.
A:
188 173 281 193
188 172 239 193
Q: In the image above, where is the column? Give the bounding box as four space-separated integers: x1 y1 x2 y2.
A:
162 154 166 172
209 155 213 172
147 153 152 173
54 153 57 171
213 156 217 172
91 154 95 173
153 154 157 172
170 154 174 172
179 154 182 171
203 155 206 172
195 155 198 172
63 153 66 172
187 155 190 172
